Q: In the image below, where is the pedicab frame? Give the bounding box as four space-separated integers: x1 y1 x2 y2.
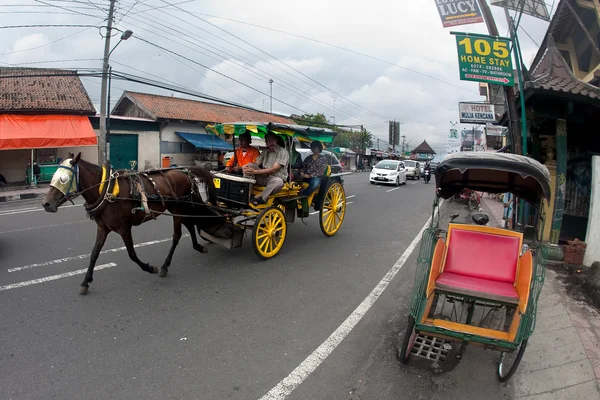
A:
401 152 552 382
204 122 350 260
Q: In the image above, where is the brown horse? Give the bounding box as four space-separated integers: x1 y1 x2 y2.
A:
42 153 226 294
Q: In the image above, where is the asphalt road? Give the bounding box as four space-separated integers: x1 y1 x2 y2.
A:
0 174 513 400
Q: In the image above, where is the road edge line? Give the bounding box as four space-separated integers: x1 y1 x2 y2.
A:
258 201 442 400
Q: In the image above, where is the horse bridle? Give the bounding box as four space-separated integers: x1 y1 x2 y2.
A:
54 163 81 204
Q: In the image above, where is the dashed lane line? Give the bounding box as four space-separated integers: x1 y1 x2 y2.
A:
0 263 117 291
7 235 189 273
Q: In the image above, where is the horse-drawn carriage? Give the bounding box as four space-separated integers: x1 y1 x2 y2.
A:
400 152 551 382
42 122 348 293
204 122 349 260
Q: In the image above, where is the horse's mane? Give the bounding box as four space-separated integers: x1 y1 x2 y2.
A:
188 167 218 205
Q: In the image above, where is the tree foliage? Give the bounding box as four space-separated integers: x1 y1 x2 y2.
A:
292 113 373 151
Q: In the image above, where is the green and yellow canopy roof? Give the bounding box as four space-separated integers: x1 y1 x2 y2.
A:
206 122 337 143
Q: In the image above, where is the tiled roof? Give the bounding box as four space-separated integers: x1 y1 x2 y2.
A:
116 91 294 124
412 140 436 154
527 35 600 100
0 67 96 114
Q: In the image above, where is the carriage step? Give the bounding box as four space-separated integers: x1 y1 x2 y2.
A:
200 229 243 249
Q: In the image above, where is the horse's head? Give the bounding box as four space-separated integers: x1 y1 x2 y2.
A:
42 153 81 213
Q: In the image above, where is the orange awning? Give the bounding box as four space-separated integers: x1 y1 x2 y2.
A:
0 114 97 150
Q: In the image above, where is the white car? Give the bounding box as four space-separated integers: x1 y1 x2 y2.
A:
369 160 408 186
402 160 421 180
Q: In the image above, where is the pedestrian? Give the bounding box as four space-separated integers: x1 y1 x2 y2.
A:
33 162 41 186
503 192 514 229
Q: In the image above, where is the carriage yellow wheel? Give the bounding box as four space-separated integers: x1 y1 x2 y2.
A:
252 206 287 260
319 181 346 237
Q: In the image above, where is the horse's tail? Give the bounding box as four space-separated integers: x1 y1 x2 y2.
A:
188 167 218 205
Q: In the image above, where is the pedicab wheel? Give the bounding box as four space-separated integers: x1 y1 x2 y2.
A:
469 191 479 210
252 206 287 260
400 315 417 364
497 338 528 382
319 181 346 237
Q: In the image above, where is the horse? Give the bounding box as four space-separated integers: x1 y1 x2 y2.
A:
42 153 227 294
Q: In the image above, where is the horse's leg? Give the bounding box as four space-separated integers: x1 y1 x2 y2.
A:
159 216 184 277
183 218 208 254
119 228 158 274
80 225 110 295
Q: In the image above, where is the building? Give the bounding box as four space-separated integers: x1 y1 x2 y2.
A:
411 140 436 161
109 91 294 169
491 0 600 265
0 67 97 184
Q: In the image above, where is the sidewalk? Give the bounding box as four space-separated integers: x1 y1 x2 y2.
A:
479 196 600 399
0 185 48 202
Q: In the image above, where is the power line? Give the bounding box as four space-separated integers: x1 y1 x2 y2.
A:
122 9 385 129
34 0 105 18
119 15 371 127
0 27 95 56
0 24 101 29
161 8 478 95
160 0 395 122
133 35 310 114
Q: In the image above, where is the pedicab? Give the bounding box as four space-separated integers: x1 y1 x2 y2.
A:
204 122 350 260
400 152 551 382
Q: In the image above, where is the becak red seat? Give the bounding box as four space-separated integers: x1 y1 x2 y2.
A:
434 226 522 304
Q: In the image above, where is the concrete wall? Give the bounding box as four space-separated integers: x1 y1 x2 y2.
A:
160 122 208 167
57 146 98 164
0 149 30 182
584 156 600 266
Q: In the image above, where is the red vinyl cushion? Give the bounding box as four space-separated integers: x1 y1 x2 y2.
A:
444 229 520 283
436 272 519 303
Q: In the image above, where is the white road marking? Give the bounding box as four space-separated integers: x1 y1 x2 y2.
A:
386 187 401 192
0 263 117 291
7 234 189 273
0 220 88 235
309 201 353 215
0 204 82 216
258 201 442 400
346 195 356 199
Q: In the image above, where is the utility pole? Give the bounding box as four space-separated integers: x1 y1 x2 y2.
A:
477 0 522 155
98 0 116 165
269 79 274 114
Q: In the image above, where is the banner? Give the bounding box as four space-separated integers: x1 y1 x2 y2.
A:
453 33 514 86
447 128 461 154
459 102 496 124
435 0 484 28
486 124 508 136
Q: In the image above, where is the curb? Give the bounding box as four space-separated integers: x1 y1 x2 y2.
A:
0 192 45 203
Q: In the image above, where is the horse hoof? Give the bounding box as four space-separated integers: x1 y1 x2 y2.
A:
79 286 89 295
151 266 159 274
159 268 168 278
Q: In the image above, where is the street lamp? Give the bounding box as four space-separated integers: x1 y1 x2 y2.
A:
99 27 133 165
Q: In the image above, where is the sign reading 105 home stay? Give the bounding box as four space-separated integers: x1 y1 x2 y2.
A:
453 33 514 86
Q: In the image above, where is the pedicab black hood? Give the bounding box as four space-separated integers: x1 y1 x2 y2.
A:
434 152 552 205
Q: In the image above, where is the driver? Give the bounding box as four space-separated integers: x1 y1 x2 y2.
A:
226 131 260 175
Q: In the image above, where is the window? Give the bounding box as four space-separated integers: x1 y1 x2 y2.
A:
37 148 57 163
160 141 195 154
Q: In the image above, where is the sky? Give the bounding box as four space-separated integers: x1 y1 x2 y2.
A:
0 0 558 154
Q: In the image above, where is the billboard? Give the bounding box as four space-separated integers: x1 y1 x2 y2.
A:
447 128 461 154
490 0 550 21
459 102 496 124
486 124 508 136
435 0 484 28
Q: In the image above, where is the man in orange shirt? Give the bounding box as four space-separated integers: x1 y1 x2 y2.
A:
226 131 260 174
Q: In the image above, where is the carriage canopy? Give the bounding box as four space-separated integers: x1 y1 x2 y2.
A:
206 122 337 143
435 152 551 205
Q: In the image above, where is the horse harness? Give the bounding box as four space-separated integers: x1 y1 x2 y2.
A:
84 164 206 220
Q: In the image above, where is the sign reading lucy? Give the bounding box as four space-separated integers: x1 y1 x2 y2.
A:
459 102 496 124
435 0 484 27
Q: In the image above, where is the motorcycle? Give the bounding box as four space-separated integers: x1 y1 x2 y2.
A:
424 169 431 183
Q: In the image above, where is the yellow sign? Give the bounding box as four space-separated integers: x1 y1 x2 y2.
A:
213 178 221 189
454 33 514 86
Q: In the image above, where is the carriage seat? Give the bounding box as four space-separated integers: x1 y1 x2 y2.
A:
435 226 522 304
